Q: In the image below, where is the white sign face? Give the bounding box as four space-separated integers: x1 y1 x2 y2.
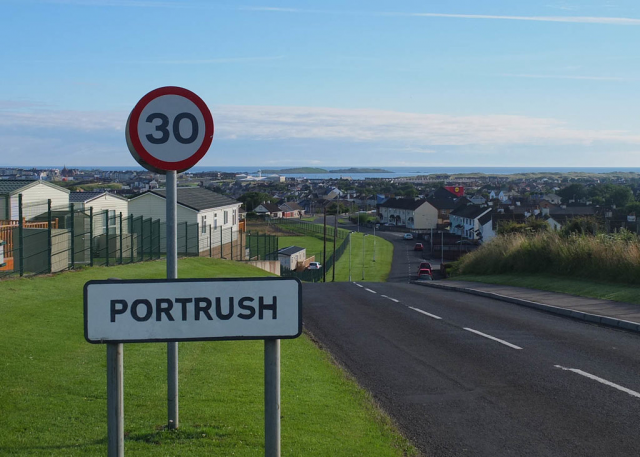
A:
84 278 302 343
136 94 206 163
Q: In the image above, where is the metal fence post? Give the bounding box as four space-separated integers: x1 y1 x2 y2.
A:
230 227 233 260
70 203 75 270
18 194 24 276
119 213 123 265
140 217 145 262
209 225 212 257
129 215 134 264
89 207 94 267
220 225 223 258
104 210 110 267
184 221 188 256
47 199 52 273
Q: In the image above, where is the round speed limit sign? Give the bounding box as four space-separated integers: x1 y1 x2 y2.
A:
125 86 214 173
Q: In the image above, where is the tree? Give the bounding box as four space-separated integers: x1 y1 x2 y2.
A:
557 183 587 203
625 201 640 214
237 192 276 211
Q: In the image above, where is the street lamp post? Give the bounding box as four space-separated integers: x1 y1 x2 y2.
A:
362 234 367 280
349 231 353 281
373 222 376 262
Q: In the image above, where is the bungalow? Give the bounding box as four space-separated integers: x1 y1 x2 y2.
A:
279 201 305 218
0 179 69 220
129 187 242 256
70 191 129 235
254 202 284 218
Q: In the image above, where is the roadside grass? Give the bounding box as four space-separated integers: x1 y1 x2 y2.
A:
0 258 416 456
452 273 640 305
300 216 317 222
278 233 393 282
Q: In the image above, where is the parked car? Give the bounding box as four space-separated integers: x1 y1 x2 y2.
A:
414 243 424 251
307 262 322 270
455 239 477 245
403 233 414 240
418 261 432 273
417 268 433 280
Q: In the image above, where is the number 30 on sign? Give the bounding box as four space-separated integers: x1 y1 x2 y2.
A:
125 86 214 174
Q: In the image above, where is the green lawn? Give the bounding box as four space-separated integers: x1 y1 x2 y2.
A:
0 258 415 456
453 273 640 305
278 233 393 282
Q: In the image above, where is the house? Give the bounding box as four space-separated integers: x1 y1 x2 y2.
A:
0 179 70 221
449 204 493 242
378 198 438 229
278 246 306 270
129 187 242 256
70 191 129 235
426 197 460 229
254 202 284 218
279 201 305 218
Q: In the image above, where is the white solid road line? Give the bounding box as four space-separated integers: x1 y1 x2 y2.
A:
381 295 400 303
463 328 522 350
409 306 442 320
554 365 640 399
365 288 377 294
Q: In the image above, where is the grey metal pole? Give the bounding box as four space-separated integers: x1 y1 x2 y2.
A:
265 339 281 457
107 343 124 457
348 232 352 282
362 234 366 280
166 170 179 430
373 223 376 262
430 227 433 254
332 212 337 281
441 231 444 265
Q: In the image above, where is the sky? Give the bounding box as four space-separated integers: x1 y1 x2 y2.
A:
1 0 640 169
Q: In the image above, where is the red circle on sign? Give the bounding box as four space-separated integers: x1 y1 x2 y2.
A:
126 86 214 173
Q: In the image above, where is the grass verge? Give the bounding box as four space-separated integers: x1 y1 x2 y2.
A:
278 233 393 282
0 258 416 456
452 273 640 305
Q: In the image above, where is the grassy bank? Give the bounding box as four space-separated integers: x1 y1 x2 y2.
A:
0 258 415 456
452 273 640 305
456 231 640 284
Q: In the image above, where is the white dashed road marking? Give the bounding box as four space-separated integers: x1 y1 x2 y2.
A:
381 295 400 303
409 306 442 320
463 328 522 350
354 283 363 288
554 365 640 399
365 288 377 294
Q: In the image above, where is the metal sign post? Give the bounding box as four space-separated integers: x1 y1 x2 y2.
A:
265 339 281 457
166 170 179 429
107 343 124 457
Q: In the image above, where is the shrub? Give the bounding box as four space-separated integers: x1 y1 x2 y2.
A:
455 230 640 285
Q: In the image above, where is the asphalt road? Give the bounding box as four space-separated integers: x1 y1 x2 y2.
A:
303 225 640 456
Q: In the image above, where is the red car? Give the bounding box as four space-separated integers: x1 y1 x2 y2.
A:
417 268 433 280
414 243 424 251
417 261 432 274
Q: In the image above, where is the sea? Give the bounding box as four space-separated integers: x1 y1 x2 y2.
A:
18 166 640 180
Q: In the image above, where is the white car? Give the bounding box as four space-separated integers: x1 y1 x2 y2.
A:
307 262 322 270
403 233 414 240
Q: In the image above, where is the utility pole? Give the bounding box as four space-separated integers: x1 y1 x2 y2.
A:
441 231 444 265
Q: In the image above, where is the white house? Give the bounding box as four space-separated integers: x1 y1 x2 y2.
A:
0 180 70 221
378 198 438 229
449 205 494 242
70 191 129 235
129 187 242 255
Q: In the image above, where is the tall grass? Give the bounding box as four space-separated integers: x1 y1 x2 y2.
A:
456 231 640 284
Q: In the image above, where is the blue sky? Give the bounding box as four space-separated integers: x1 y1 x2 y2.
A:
1 0 640 168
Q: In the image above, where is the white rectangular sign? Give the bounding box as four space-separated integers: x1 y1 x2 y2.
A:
84 277 302 343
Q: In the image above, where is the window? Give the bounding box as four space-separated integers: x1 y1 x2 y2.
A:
104 210 117 234
201 215 207 234
214 213 217 229
224 211 228 224
232 209 237 225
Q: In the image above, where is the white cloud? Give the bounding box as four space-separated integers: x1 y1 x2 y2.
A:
2 104 640 148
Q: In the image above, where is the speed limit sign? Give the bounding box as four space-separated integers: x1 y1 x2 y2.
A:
125 86 214 173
